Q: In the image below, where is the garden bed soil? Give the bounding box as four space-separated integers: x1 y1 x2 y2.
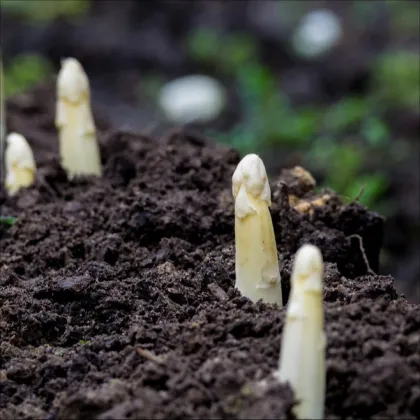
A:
3 0 420 301
1 84 419 419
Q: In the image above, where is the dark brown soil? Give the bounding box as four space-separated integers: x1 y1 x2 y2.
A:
1 85 419 419
3 0 420 301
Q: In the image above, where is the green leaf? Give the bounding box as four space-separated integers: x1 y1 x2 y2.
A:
1 0 89 23
273 108 322 145
4 54 53 97
0 216 16 227
324 97 369 132
223 34 258 70
307 136 333 161
344 173 388 208
237 62 279 102
372 51 420 111
186 28 220 65
186 30 257 75
362 117 390 147
318 142 363 193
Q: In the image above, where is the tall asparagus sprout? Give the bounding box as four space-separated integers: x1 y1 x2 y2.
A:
56 57 101 178
277 244 326 419
232 154 282 305
5 133 36 196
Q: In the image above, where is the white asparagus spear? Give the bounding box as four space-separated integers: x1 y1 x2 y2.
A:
277 243 326 419
56 57 101 178
232 154 282 305
5 132 36 196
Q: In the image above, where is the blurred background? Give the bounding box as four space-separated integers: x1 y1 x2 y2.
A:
1 0 419 301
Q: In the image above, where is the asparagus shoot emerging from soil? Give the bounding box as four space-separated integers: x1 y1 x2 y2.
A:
56 57 101 178
5 133 36 196
232 154 282 305
277 244 326 419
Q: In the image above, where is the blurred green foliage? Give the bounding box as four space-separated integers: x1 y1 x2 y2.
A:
186 26 402 209
306 137 389 205
362 117 390 148
141 74 166 102
385 0 420 37
0 216 16 226
187 29 257 76
236 63 322 147
372 51 420 111
323 97 369 133
3 54 53 98
1 0 89 23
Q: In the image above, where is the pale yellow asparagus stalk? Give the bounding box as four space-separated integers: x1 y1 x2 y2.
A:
232 154 282 305
277 244 326 419
5 133 36 195
56 57 101 178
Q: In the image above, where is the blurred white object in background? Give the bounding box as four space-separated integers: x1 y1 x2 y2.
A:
159 75 225 124
292 9 342 59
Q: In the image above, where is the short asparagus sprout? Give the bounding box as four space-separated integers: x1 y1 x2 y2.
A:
5 133 36 196
232 154 282 305
276 244 326 419
56 57 101 178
